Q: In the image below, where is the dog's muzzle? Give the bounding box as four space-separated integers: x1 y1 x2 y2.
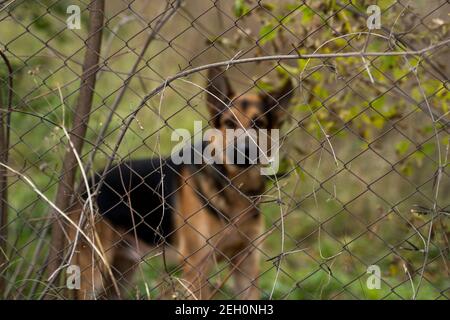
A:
229 135 259 167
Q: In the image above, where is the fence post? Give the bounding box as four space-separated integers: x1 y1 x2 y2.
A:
47 0 105 288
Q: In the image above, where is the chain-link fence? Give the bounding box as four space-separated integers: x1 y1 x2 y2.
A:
0 0 448 300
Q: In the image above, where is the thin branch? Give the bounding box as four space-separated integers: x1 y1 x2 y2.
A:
0 162 108 267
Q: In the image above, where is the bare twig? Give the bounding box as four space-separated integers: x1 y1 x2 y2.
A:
0 162 108 266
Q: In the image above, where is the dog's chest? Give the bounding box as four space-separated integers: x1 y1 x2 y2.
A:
216 212 263 256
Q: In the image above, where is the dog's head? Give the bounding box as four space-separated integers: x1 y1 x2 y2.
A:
205 67 294 172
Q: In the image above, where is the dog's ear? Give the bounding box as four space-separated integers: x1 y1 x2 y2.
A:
260 78 295 128
206 67 234 126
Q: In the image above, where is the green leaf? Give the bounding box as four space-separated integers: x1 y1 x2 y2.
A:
312 85 329 99
276 63 300 76
371 96 385 110
295 104 310 112
261 3 275 11
297 57 308 71
400 162 413 176
420 142 435 156
277 157 291 175
395 140 410 156
256 80 274 92
301 7 315 24
233 0 250 17
286 3 302 11
259 22 277 45
378 0 397 10
294 165 306 181
372 115 385 129
333 38 347 48
412 150 424 167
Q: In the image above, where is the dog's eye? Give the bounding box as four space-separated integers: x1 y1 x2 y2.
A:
240 99 249 109
253 118 267 129
223 119 236 129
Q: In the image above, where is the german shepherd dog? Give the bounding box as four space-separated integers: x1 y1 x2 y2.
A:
67 67 294 299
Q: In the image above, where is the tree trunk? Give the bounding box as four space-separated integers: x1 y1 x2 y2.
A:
0 50 12 295
47 0 105 289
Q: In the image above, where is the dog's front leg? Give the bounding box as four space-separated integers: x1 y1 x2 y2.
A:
231 247 261 299
181 245 215 300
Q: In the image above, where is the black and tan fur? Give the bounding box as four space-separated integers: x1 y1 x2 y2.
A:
67 67 294 300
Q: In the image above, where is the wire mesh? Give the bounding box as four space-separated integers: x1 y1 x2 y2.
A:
0 0 448 300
